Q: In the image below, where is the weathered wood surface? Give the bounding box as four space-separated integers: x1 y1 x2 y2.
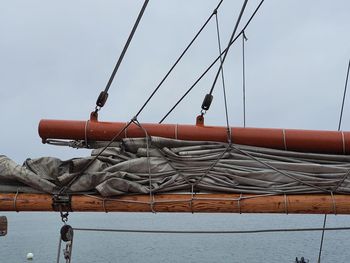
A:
0 216 7 236
0 193 348 214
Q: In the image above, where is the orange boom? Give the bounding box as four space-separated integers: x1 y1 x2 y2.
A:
39 119 350 155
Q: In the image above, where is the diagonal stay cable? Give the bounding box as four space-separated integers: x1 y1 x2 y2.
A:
134 0 224 118
207 0 248 97
95 0 150 112
319 58 350 263
59 0 263 194
59 0 223 194
215 11 231 142
230 145 332 193
159 0 265 123
338 59 350 131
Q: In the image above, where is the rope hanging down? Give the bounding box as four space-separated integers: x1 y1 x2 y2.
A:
160 0 265 123
94 0 149 114
201 0 248 113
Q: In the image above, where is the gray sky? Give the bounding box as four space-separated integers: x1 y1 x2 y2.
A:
1 0 349 163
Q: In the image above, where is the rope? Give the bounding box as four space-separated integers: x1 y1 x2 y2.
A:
317 58 350 263
72 226 350 235
242 31 248 127
159 0 265 123
95 0 149 112
317 214 327 263
13 189 19 213
214 11 231 143
230 144 332 193
132 119 156 213
58 120 134 194
338 59 350 131
207 0 248 97
135 0 224 118
316 59 350 263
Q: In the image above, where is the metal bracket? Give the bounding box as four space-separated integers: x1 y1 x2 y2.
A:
0 216 7 236
52 195 72 213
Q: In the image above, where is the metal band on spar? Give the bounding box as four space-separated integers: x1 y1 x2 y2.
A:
38 119 350 155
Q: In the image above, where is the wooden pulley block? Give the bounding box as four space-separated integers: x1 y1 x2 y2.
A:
0 216 7 236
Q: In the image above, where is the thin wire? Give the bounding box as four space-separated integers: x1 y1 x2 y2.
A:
242 31 248 127
214 13 231 143
59 120 134 194
317 214 327 263
101 1 149 95
73 226 350 235
338 59 350 131
208 0 248 96
159 0 265 123
318 58 350 263
134 0 224 117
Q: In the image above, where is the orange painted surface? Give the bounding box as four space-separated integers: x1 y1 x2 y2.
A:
39 119 350 154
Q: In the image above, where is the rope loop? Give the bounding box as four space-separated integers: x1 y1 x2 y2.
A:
237 193 243 214
330 191 337 215
284 193 289 215
13 189 19 213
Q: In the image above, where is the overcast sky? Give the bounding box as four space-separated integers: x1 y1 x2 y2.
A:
1 0 349 163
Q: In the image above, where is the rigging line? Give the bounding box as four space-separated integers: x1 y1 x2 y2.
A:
317 214 328 263
57 2 228 193
319 59 350 263
159 0 265 123
62 0 263 190
73 226 350 235
134 0 224 118
215 12 231 143
338 59 350 131
95 0 149 111
58 119 134 194
208 0 248 96
242 31 248 127
230 144 332 193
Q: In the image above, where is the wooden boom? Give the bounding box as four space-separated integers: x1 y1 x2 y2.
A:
39 119 350 155
0 193 348 214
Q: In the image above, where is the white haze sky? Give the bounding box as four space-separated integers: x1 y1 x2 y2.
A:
1 0 349 163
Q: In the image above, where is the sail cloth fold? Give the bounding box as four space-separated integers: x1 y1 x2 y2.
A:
1 137 350 196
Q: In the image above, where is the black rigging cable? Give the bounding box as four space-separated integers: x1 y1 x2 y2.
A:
201 0 248 113
58 1 225 194
94 0 149 113
242 31 248 127
135 0 224 118
214 11 231 142
317 58 350 263
159 0 265 123
338 59 350 131
59 0 264 194
73 226 350 235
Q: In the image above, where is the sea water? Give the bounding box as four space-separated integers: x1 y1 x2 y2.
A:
1 212 349 263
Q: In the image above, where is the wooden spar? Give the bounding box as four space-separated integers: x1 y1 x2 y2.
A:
0 193 348 214
38 119 350 155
